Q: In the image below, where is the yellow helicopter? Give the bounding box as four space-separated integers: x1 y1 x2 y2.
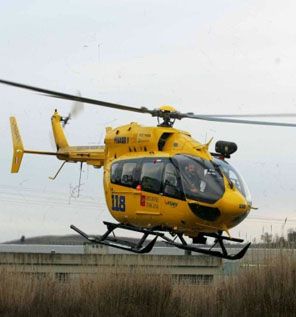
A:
2 79 296 260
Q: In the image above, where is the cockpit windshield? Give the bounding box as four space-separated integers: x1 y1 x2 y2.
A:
172 155 225 203
213 158 252 204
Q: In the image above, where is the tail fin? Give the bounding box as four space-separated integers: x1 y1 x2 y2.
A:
10 117 24 173
51 110 69 150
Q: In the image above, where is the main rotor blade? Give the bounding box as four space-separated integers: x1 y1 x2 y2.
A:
197 113 296 118
0 79 153 115
182 113 296 127
2 79 296 127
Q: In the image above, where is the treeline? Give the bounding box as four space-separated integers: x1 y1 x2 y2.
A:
251 228 296 248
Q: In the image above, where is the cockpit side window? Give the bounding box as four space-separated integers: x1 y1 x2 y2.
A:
228 170 243 192
213 158 252 204
163 162 184 200
173 155 225 204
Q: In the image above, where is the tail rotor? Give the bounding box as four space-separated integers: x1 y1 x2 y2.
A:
61 91 84 127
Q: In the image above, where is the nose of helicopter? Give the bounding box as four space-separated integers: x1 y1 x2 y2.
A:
219 189 250 228
188 189 250 227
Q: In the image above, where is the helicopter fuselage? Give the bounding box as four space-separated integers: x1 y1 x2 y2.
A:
10 110 251 239
103 122 251 238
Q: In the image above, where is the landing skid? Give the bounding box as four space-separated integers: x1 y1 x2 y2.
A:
70 222 250 260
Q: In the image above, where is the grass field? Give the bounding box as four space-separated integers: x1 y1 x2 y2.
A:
0 253 295 317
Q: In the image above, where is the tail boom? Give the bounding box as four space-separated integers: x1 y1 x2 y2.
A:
10 115 105 173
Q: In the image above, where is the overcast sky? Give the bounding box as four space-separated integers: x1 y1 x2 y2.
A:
0 0 296 243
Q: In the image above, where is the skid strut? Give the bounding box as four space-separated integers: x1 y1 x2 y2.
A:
70 221 250 260
70 222 161 254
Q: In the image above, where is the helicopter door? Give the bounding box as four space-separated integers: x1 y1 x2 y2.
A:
159 161 185 227
110 159 141 213
138 158 165 216
162 161 184 200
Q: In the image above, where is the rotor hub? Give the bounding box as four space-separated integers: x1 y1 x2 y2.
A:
159 105 177 113
156 105 178 127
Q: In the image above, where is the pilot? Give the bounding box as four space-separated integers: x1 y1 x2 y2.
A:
184 162 206 193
